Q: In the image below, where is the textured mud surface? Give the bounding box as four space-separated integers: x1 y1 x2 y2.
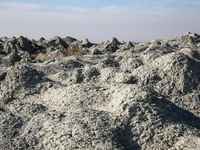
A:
0 32 200 149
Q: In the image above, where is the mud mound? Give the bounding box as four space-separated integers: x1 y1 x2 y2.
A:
0 32 200 149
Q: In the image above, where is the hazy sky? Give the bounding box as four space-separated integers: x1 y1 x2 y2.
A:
0 0 200 43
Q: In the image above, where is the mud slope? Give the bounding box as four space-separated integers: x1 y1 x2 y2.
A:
0 32 200 149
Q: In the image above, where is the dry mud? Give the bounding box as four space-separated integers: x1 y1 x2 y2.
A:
0 32 200 149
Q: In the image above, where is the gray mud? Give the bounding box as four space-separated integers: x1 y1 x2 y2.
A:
0 32 200 149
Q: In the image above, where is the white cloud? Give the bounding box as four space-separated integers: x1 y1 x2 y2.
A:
183 2 200 5
0 2 184 16
0 2 45 11
0 2 87 13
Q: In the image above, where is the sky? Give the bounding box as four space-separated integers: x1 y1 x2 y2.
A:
0 0 200 43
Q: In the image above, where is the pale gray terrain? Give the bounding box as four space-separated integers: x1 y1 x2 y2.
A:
0 32 200 149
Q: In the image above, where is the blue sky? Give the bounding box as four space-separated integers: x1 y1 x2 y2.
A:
0 0 200 42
